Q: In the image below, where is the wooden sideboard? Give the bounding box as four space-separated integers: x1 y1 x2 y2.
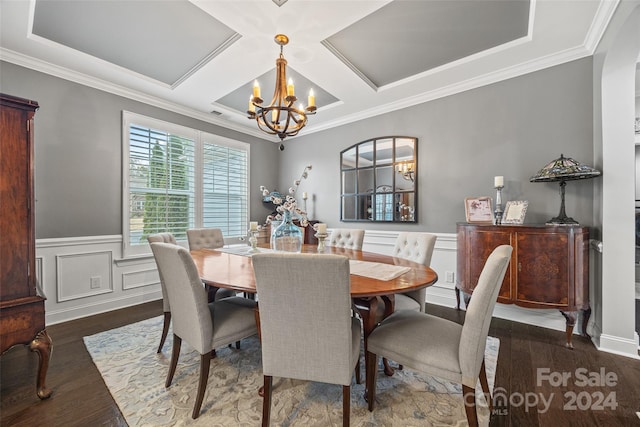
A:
456 223 590 348
0 94 52 398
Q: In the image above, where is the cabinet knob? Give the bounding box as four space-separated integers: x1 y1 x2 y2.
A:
518 262 522 272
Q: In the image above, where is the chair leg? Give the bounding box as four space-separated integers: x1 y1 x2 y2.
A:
262 375 273 427
157 311 171 353
354 356 361 385
236 340 241 349
365 351 378 411
342 385 350 427
479 359 493 413
382 357 394 376
462 384 479 427
192 352 212 419
165 334 181 388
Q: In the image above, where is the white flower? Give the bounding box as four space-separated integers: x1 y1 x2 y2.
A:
259 165 312 225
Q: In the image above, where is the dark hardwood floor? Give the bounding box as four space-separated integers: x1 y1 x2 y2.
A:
1 300 639 426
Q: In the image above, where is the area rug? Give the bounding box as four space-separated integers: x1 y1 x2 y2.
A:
84 316 499 426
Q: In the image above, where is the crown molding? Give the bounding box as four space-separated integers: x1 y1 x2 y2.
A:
583 0 620 54
306 44 593 136
0 48 270 141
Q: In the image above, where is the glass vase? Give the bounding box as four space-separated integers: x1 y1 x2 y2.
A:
271 210 303 252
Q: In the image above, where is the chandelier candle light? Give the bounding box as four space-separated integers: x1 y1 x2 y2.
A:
248 34 316 150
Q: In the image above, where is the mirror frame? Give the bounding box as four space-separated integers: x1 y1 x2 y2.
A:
340 136 418 222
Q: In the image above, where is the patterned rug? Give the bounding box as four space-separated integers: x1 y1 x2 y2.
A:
84 316 499 426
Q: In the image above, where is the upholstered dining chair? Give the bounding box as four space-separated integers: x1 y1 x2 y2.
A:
371 232 437 375
365 245 512 427
252 253 361 427
186 227 225 250
186 227 236 301
147 232 178 353
391 232 437 313
328 228 365 250
150 242 258 419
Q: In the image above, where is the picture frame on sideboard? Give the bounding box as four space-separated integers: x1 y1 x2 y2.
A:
464 196 494 224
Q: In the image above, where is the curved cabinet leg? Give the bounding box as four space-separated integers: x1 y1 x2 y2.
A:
28 329 53 399
581 306 592 338
559 310 577 349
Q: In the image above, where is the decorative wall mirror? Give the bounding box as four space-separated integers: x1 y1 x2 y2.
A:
340 136 417 222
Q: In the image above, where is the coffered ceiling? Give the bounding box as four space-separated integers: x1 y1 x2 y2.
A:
0 0 618 142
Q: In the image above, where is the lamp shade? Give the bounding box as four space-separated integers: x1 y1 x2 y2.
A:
529 154 601 183
529 154 601 225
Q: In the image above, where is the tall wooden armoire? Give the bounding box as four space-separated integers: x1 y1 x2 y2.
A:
0 93 52 399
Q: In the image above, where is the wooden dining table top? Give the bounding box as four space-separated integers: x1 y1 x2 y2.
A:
190 244 438 298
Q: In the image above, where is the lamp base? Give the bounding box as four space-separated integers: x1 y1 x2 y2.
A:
546 215 579 226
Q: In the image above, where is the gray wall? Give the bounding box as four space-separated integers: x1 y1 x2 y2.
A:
0 61 278 238
1 57 596 237
281 57 596 233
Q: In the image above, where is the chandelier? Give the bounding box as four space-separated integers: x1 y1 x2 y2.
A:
247 34 316 149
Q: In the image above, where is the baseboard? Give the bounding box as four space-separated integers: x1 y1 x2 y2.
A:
595 332 640 359
46 290 162 325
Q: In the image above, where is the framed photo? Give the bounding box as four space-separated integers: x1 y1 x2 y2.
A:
464 197 494 223
503 200 528 224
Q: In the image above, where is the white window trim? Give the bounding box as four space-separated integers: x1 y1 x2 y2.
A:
122 111 250 258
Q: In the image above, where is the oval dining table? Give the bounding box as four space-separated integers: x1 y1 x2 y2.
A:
190 244 438 348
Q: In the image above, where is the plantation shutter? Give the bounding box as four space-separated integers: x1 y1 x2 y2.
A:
128 125 195 245
202 141 249 238
123 111 250 257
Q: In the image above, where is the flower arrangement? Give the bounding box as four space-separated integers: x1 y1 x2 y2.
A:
260 164 312 227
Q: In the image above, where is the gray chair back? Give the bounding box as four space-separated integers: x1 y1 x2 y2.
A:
150 242 213 354
252 253 358 386
187 228 225 250
148 233 178 312
392 232 437 312
329 228 365 250
459 244 512 386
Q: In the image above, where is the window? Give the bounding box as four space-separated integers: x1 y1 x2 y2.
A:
123 111 249 257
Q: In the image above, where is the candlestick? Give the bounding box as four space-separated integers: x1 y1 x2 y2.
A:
315 232 328 252
248 228 259 252
494 182 504 225
249 221 258 231
494 175 504 187
316 223 327 234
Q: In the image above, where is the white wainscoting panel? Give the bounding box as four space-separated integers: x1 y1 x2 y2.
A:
122 268 160 290
37 235 162 325
56 250 114 302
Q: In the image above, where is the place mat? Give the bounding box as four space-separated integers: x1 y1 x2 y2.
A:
214 246 277 257
349 260 411 281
